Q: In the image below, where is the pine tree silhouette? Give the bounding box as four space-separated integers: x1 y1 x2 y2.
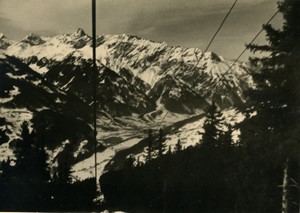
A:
174 139 182 153
220 125 233 149
55 143 73 184
157 128 166 158
12 123 50 184
146 129 153 163
201 102 223 148
238 0 300 211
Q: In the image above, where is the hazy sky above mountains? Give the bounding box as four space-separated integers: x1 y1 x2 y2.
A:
0 0 282 61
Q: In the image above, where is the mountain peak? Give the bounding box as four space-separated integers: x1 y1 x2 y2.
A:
25 33 41 39
73 28 87 37
0 33 6 39
22 33 45 45
0 33 12 50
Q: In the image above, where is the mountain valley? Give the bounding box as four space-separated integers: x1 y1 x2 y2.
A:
0 29 251 181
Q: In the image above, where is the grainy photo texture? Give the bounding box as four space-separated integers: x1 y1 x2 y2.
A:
0 0 299 212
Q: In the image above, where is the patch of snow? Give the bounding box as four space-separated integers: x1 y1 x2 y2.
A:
61 76 75 90
29 64 48 74
169 87 181 98
55 98 62 103
72 137 141 182
221 108 245 128
114 95 124 104
73 140 88 158
249 111 257 118
0 143 14 162
32 79 42 86
0 86 20 103
137 67 160 86
5 73 27 80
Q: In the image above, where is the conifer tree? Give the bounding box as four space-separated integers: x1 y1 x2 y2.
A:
238 0 300 211
201 102 223 148
125 155 135 168
14 122 31 164
0 158 12 183
14 122 34 182
174 138 182 153
220 125 233 149
0 129 9 145
167 145 172 155
55 143 73 184
13 122 50 183
32 141 50 183
157 128 166 158
146 129 153 163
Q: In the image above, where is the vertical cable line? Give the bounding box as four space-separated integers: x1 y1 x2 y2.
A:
92 0 98 195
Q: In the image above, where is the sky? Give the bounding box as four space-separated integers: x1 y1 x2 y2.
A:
0 0 283 61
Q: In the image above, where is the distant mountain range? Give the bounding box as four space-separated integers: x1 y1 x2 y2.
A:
0 28 252 179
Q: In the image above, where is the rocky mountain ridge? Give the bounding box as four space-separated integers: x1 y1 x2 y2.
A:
1 29 253 113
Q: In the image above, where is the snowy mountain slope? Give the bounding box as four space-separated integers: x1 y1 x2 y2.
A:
148 74 210 113
1 29 253 112
5 29 91 62
0 53 102 164
44 54 156 116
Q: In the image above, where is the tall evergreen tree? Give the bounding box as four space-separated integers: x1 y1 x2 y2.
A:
55 143 73 184
14 122 31 164
220 125 233 149
201 102 223 148
174 138 182 153
238 0 300 212
146 129 153 163
32 141 50 183
14 122 35 182
0 158 12 183
157 128 166 158
124 155 135 168
13 122 50 183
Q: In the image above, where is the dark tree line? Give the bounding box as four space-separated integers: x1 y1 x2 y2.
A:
0 122 96 211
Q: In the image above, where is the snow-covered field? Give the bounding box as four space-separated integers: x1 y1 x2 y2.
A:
72 137 142 182
135 108 245 163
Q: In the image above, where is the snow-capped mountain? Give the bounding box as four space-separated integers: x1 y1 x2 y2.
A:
1 29 253 114
0 29 254 182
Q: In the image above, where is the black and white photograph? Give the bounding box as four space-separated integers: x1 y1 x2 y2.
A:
0 0 299 212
